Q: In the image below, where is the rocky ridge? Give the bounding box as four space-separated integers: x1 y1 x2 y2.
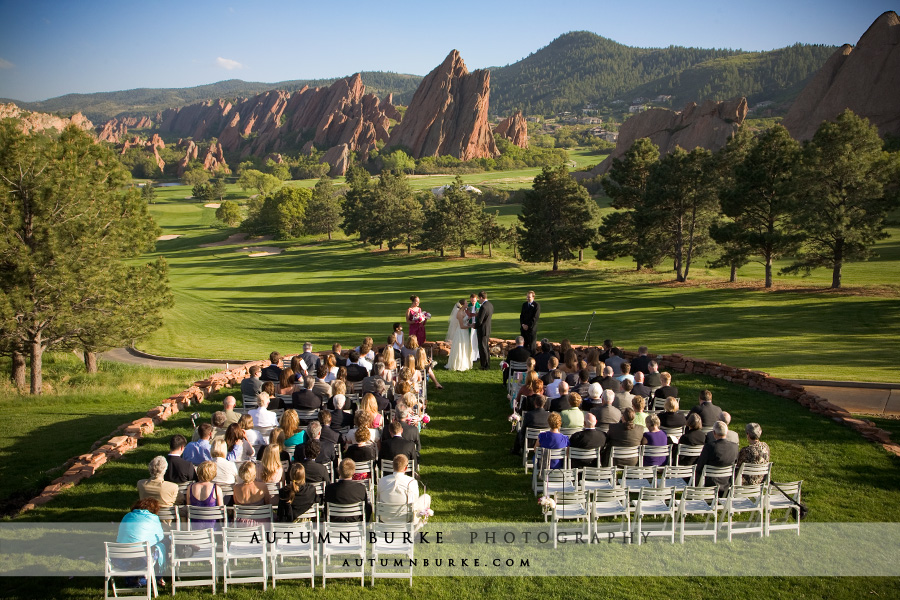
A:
0 102 94 134
494 110 528 148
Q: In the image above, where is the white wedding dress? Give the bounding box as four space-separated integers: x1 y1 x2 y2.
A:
446 306 474 371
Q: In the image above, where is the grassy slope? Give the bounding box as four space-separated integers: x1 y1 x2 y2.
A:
138 182 900 381
6 360 899 597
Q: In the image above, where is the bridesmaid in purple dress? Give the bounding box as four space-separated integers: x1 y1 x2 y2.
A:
406 295 430 343
642 414 669 467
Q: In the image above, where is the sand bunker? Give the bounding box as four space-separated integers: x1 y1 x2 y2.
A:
199 233 249 247
241 246 284 257
156 234 181 241
204 203 221 208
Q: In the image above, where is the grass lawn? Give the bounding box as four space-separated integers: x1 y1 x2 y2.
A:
4 357 899 597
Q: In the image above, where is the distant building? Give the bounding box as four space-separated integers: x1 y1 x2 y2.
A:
603 131 618 143
628 104 647 113
432 184 482 198
653 94 673 103
579 117 602 125
526 116 541 123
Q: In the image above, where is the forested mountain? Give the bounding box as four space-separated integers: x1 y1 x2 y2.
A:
2 73 422 123
489 32 837 115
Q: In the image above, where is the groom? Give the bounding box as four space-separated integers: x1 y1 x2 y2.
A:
474 290 494 370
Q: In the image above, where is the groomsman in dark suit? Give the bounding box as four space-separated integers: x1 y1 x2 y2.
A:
475 290 494 370
519 290 541 353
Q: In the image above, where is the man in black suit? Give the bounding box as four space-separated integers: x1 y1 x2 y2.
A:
513 395 550 454
330 396 353 430
503 336 532 384
240 365 263 405
361 362 387 396
644 361 663 388
318 411 342 447
345 350 369 382
369 380 391 411
292 376 322 411
631 371 652 399
324 459 372 522
569 413 606 467
519 290 541 354
591 366 623 392
533 339 557 373
331 343 347 368
690 389 726 427
598 339 614 362
630 346 652 375
695 421 739 495
296 439 330 483
389 408 421 462
380 421 417 465
548 382 571 412
297 342 321 376
653 372 678 399
474 290 494 370
541 361 561 387
260 351 283 382
163 435 196 483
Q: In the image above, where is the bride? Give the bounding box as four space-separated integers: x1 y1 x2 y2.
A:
445 299 474 371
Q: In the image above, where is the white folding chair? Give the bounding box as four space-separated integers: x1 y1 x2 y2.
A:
170 529 216 594
104 541 158 600
532 447 568 496
222 525 267 592
641 445 671 467
633 487 677 545
559 427 581 437
737 462 772 486
155 505 180 531
698 465 735 494
700 426 714 435
652 397 668 411
322 502 366 587
568 447 601 469
608 445 640 468
677 486 719 543
380 458 414 479
765 480 803 536
540 468 578 512
295 409 320 424
353 460 376 501
719 484 765 541
550 490 590 548
661 464 697 491
186 505 227 531
242 396 259 413
270 521 317 588
590 488 631 541
675 444 704 465
620 465 657 494
370 522 415 586
661 426 684 441
580 466 616 494
234 505 274 527
523 427 548 473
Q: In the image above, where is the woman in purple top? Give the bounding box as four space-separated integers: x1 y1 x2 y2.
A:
641 414 668 466
534 412 569 469
187 461 224 530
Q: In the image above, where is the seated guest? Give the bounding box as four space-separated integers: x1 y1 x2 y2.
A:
513 395 550 455
560 393 584 428
400 336 419 365
312 366 333 401
604 347 626 376
615 362 634 384
116 498 166 587
294 421 337 466
277 463 317 522
592 366 622 392
334 366 348 387
644 361 663 388
515 371 543 412
359 393 384 429
317 411 341 445
599 339 614 362
630 346 652 375
416 347 443 389
560 349 580 375
534 412 569 469
225 423 253 462
605 408 644 467
632 396 648 428
250 392 279 428
695 421 739 494
658 397 687 429
737 422 771 484
381 420 416 464
590 388 623 433
356 337 377 364
238 413 264 448
581 381 603 412
281 409 305 447
192 412 227 442
704 411 740 444
614 380 636 411
258 444 285 487
186 461 224 524
653 372 679 399
392 323 404 351
346 410 381 446
330 394 352 429
324 458 372 522
256 427 291 462
323 353 339 383
545 370 565 399
585 349 604 379
641 413 668 466
631 372 652 400
503 336 532 384
331 343 347 368
572 369 592 398
690 389 725 427
533 339 558 373
298 341 321 376
569 413 606 467
344 427 377 479
278 366 296 396
371 380 391 412
541 358 560 386
210 439 237 485
345 350 369 382
362 362 387 396
164 435 196 483
292 376 322 411
559 339 573 359
240 366 263 405
260 381 279 408
296 439 329 483
138 456 179 507
233 462 272 506
548 382 570 411
222 396 241 427
183 423 213 465
391 407 422 462
261 351 283 382
377 454 431 525
677 413 707 465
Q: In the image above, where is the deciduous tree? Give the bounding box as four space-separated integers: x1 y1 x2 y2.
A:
305 177 343 240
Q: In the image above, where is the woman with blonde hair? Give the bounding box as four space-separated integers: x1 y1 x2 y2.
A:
323 353 338 383
237 413 263 447
258 444 284 486
233 461 272 508
416 347 443 389
357 337 375 363
187 461 224 529
210 439 237 484
256 427 290 462
380 345 397 374
360 393 383 429
401 333 419 363
280 410 304 447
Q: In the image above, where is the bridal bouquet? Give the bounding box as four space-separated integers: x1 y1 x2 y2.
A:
416 507 435 525
538 496 556 510
413 311 431 324
508 413 521 433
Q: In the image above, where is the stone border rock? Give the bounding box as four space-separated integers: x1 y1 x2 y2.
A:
18 341 899 515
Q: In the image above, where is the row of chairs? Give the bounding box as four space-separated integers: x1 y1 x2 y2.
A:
105 501 417 598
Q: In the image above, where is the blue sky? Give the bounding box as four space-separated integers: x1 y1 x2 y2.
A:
0 0 894 101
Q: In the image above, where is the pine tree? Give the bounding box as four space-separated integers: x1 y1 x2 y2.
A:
306 177 342 240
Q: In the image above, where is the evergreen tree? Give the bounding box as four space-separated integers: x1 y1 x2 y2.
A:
0 123 171 393
241 187 311 239
518 165 596 271
210 176 227 202
340 164 372 240
784 110 900 289
442 177 483 258
141 182 156 204
479 207 503 257
366 172 420 250
306 177 342 240
420 194 453 257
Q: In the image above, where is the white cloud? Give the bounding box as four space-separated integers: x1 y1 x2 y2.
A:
0 58 14 69
215 56 243 71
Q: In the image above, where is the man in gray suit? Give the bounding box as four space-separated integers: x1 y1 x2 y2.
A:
240 365 263 409
704 412 740 444
590 387 622 433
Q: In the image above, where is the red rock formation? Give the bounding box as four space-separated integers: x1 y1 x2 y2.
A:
0 103 94 135
494 110 528 148
386 50 499 160
97 118 128 143
201 142 229 173
120 116 153 128
582 98 748 177
322 144 350 177
783 11 900 140
176 140 199 177
148 133 165 149
380 93 402 122
151 146 165 172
